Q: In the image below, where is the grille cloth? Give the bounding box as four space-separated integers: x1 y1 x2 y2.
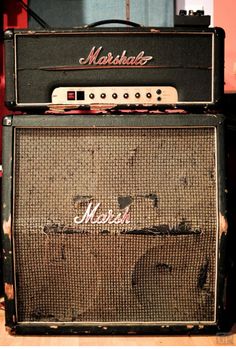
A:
13 127 217 323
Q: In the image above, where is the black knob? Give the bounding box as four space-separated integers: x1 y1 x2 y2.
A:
156 89 162 95
146 93 152 99
135 92 140 99
101 93 106 99
112 93 118 99
179 9 187 16
124 93 129 99
89 93 95 99
196 10 204 16
157 97 162 102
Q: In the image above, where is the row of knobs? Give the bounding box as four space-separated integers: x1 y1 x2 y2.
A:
179 9 205 16
89 89 162 100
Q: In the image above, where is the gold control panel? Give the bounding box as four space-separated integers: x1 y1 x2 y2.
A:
51 86 178 106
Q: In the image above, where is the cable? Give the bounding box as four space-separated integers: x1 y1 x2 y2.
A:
17 0 50 29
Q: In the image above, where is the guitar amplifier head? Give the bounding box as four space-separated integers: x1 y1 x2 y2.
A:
4 26 224 110
1 113 228 335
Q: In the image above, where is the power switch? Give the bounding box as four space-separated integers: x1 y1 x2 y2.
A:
67 91 76 100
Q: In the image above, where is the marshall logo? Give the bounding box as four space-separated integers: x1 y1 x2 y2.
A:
79 46 153 66
74 202 130 224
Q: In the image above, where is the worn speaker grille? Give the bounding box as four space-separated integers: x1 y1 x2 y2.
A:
13 127 217 324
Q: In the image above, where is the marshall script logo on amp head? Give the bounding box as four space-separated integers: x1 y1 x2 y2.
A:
78 46 153 67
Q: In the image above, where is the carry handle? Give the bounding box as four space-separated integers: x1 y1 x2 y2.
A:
85 19 142 28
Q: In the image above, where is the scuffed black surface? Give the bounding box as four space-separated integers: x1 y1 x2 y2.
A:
198 258 210 290
121 222 201 236
43 223 89 235
118 196 133 209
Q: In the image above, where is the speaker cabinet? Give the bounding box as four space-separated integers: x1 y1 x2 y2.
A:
1 113 227 335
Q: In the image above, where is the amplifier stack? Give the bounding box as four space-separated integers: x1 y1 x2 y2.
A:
1 20 229 335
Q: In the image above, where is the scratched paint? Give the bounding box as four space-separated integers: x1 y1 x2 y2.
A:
3 215 11 240
219 213 228 237
4 282 14 300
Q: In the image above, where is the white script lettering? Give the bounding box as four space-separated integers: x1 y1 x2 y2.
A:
79 46 153 66
74 202 131 224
